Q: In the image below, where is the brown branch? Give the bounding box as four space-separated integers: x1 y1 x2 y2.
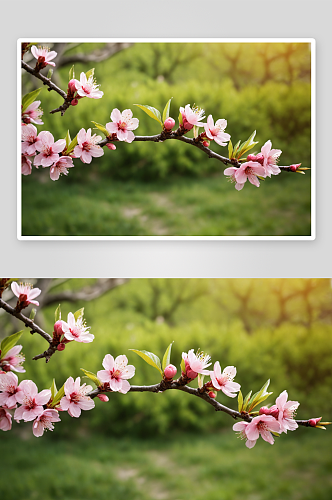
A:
87 380 322 428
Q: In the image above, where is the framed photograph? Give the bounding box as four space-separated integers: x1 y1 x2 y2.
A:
18 39 315 240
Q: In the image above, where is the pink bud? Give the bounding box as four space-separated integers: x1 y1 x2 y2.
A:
68 79 77 94
164 364 177 379
57 343 66 351
54 320 64 337
309 417 322 427
71 98 78 106
247 154 257 161
290 163 301 172
106 143 116 150
255 153 264 165
202 141 210 148
208 391 217 399
97 394 109 402
259 405 279 418
164 117 175 131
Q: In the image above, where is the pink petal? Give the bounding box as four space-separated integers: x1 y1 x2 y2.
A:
102 354 114 372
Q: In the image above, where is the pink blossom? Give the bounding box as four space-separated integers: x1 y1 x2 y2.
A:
14 380 51 422
22 154 32 175
31 45 57 68
21 124 39 155
275 390 299 433
0 372 22 408
22 101 44 125
0 345 25 373
32 409 61 437
182 349 211 379
74 72 103 99
50 156 74 181
34 131 66 168
233 161 266 189
97 354 135 394
180 104 205 130
0 408 12 431
234 415 281 448
210 362 241 398
106 109 139 143
223 166 245 191
60 377 95 418
97 394 109 402
11 281 41 307
61 312 94 343
260 140 282 177
204 115 231 146
73 128 104 164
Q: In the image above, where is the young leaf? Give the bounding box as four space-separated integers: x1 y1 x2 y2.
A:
0 331 24 359
74 308 84 321
47 68 53 79
232 140 241 158
49 384 65 408
162 342 173 371
238 390 244 413
178 111 183 126
129 349 163 375
228 139 233 159
29 308 37 321
50 378 58 400
242 390 252 412
248 380 272 412
85 68 95 80
66 134 78 154
162 97 173 123
180 357 186 374
91 121 109 137
68 65 75 81
81 368 101 387
54 304 61 323
134 104 163 126
198 374 205 388
65 130 71 149
22 88 42 113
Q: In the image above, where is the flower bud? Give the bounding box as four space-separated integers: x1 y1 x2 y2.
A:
68 79 77 94
106 143 116 150
71 98 78 106
164 117 175 131
255 153 264 165
164 364 177 379
290 163 301 172
97 394 109 402
208 391 217 399
259 405 279 418
247 154 257 161
309 417 322 427
202 140 210 148
54 320 64 336
57 343 66 351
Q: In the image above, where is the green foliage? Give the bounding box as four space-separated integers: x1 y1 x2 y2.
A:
0 330 24 358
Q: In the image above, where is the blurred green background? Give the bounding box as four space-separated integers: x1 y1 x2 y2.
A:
21 42 312 236
1 278 331 499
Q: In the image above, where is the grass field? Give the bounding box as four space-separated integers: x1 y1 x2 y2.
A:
21 171 311 237
1 428 330 500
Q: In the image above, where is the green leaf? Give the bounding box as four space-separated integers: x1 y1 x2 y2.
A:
162 342 173 371
0 331 24 359
54 304 61 323
47 68 53 79
232 140 241 158
81 368 101 387
248 380 273 412
74 308 84 321
129 349 163 375
85 68 95 80
180 357 186 373
242 390 252 412
66 134 78 154
65 130 71 149
68 65 75 81
271 431 280 437
91 121 109 137
49 384 65 408
162 97 173 123
134 104 163 126
238 390 244 413
178 111 183 126
50 379 58 400
22 88 42 113
228 139 233 159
